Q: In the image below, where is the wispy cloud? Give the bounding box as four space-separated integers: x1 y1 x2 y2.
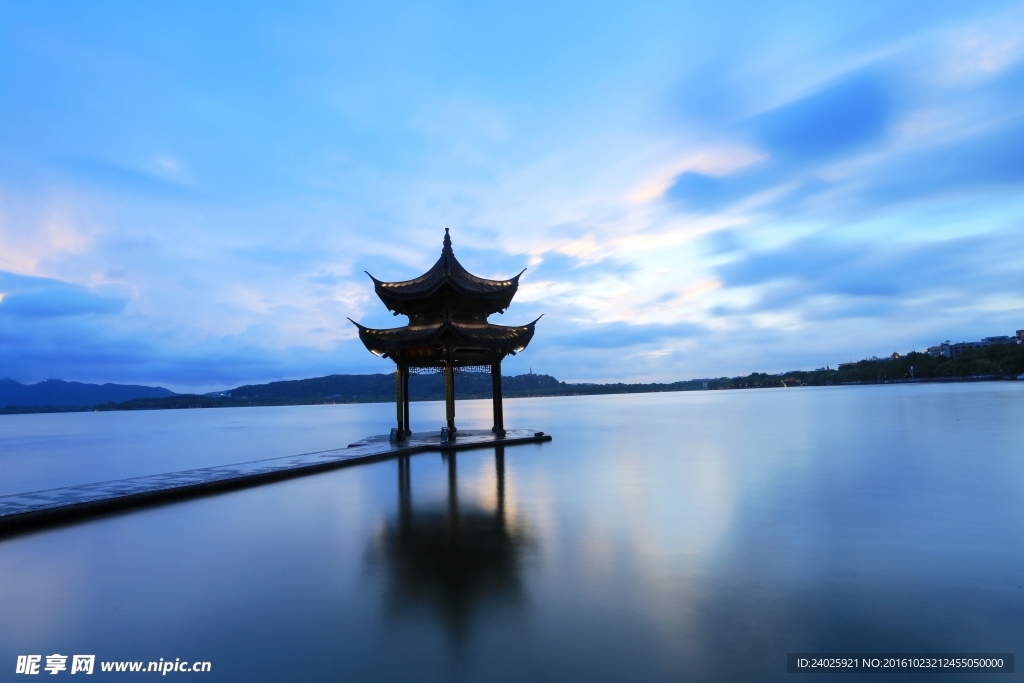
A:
0 0 1022 387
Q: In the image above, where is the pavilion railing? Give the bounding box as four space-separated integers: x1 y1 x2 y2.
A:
409 365 492 375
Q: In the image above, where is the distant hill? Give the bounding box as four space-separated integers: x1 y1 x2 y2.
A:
217 372 570 403
0 378 177 408
2 372 698 414
3 342 1021 415
71 372 703 412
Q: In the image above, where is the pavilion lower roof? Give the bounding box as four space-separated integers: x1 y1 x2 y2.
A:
349 318 539 365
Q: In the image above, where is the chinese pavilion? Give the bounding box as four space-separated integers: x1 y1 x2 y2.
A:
349 229 540 440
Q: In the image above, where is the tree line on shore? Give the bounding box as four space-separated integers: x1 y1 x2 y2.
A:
733 342 1024 389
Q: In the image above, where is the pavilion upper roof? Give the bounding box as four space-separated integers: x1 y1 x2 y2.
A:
366 229 525 317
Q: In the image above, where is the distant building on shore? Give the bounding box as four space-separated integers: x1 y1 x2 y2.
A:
925 330 1022 359
836 329 1022 367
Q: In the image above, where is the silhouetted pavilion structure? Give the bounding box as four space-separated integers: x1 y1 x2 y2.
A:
350 229 540 439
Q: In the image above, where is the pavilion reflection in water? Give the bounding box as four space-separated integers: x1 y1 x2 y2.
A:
370 447 532 639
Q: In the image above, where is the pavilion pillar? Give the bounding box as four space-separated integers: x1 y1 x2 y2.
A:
444 365 456 433
394 366 405 438
402 366 411 435
491 360 505 436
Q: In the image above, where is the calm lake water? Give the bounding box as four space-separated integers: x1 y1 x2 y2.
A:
1 383 1022 681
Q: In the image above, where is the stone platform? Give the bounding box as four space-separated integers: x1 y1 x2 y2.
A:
0 428 551 534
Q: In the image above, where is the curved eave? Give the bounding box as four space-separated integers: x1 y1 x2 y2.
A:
348 318 444 357
366 258 524 308
448 316 540 353
348 316 541 357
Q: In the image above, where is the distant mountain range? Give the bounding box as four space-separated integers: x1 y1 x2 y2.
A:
208 372 574 403
2 342 1020 414
0 372 705 413
0 378 176 408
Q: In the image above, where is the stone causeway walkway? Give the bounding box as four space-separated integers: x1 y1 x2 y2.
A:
0 428 550 532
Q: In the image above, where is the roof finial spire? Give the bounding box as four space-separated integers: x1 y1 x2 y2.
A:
442 227 453 255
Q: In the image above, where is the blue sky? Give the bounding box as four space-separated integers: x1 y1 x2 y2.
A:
2 0 1023 390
